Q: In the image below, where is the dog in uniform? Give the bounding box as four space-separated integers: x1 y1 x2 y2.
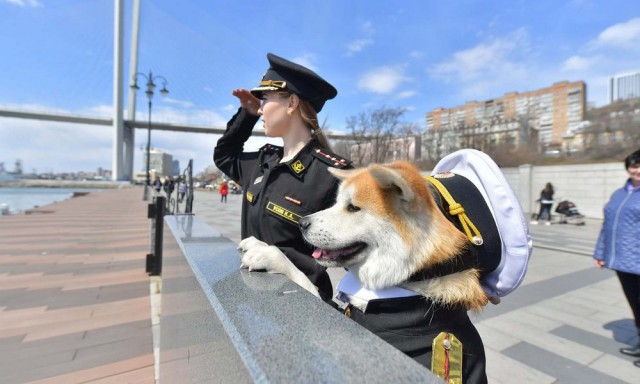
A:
239 152 532 383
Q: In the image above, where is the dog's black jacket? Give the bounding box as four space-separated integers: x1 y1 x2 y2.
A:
214 108 351 300
345 174 497 383
349 297 487 384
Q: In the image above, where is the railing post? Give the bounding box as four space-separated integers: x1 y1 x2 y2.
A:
146 195 165 276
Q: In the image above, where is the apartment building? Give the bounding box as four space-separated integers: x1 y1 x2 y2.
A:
423 81 586 159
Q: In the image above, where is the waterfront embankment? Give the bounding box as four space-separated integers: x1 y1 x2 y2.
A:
0 179 133 189
0 187 154 383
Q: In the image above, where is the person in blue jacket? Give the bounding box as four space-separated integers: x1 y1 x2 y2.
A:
594 149 640 367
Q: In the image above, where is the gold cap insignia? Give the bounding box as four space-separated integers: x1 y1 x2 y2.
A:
259 80 287 89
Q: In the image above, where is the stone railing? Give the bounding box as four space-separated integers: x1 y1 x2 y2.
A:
160 214 441 383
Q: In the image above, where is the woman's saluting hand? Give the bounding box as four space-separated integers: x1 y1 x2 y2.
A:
232 89 261 116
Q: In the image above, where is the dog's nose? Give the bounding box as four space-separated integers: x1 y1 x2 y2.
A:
299 217 311 231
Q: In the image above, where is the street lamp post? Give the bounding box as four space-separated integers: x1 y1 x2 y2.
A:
131 70 169 201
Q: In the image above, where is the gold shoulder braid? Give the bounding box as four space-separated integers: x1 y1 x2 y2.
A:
431 332 463 384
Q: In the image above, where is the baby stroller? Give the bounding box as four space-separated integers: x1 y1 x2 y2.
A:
555 200 586 225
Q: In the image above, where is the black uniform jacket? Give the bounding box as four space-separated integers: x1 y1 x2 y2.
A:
213 108 351 299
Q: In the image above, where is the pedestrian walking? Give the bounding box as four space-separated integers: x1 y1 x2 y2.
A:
532 182 554 225
153 177 162 194
213 53 351 301
594 149 640 368
178 179 187 203
220 180 229 203
163 176 175 198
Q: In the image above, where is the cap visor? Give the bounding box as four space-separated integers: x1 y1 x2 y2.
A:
250 86 280 98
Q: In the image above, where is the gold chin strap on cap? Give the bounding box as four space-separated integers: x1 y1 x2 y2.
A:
425 176 484 246
259 80 287 89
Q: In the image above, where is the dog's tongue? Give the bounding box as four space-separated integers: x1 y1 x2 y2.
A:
312 245 359 260
312 249 324 259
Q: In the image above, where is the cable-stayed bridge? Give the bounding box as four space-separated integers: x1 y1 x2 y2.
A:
0 108 231 135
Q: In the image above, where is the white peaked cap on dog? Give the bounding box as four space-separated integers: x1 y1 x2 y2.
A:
432 149 533 298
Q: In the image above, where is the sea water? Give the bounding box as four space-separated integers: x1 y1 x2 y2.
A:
0 187 100 215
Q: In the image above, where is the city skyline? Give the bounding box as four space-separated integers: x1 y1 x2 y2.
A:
1 1 639 174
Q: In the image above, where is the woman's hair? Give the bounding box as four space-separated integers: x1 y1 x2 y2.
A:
624 149 640 170
543 182 554 194
273 91 332 150
298 98 332 150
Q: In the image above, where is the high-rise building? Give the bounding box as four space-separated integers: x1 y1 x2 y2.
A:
172 160 180 176
609 71 640 103
422 81 586 159
142 149 173 178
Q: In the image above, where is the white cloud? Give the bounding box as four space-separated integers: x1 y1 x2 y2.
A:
291 53 317 71
164 97 194 109
555 18 640 106
430 29 529 83
83 104 113 118
345 39 374 56
594 17 640 49
428 29 532 99
4 0 42 7
0 101 276 175
0 117 113 174
358 66 410 94
220 104 235 112
562 55 599 72
397 90 417 99
344 21 375 57
409 51 425 59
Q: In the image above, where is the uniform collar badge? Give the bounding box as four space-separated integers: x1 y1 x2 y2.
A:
291 160 305 174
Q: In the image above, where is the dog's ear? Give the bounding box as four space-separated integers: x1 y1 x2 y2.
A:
328 167 356 180
368 165 415 202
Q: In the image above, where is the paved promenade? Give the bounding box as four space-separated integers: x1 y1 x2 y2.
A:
0 188 154 384
193 190 640 383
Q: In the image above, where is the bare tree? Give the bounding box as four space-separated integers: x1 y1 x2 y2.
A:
346 107 407 166
397 123 420 161
196 164 221 184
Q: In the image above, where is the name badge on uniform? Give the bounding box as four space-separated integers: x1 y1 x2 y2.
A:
266 201 301 224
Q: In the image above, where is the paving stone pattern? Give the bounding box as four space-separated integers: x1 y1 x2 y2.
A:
0 188 154 384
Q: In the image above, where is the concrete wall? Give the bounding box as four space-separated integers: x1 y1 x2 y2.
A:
501 162 627 219
425 161 627 219
160 215 438 383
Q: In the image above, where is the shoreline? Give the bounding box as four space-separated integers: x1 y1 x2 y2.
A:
0 179 133 189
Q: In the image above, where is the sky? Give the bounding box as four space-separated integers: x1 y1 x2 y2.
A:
1 0 639 176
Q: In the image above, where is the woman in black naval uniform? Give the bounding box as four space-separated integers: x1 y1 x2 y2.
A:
214 53 351 301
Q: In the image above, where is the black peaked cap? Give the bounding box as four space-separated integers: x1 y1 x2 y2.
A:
250 53 337 112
